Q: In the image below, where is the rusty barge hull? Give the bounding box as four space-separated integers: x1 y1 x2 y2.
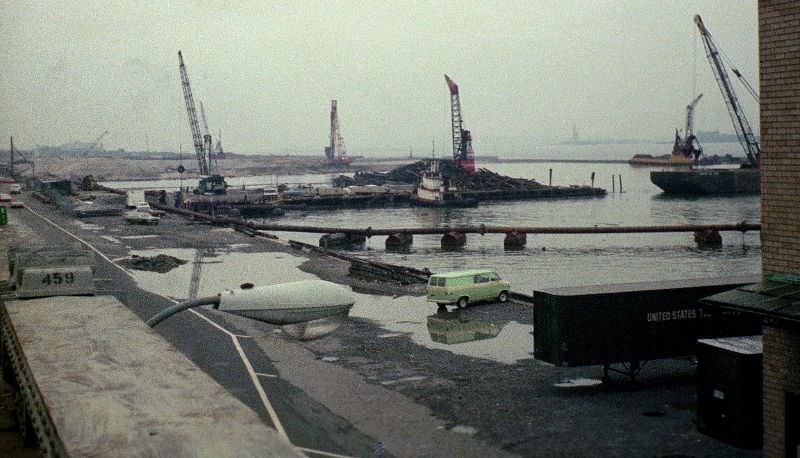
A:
650 169 760 195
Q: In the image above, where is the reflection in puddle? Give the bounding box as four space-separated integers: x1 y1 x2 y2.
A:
124 246 535 365
427 309 506 345
351 295 534 365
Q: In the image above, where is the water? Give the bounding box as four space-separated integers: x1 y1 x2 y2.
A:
107 149 761 291
267 160 760 290
116 148 760 364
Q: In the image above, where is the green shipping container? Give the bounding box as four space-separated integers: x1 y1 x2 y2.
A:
532 275 762 368
0 206 6 226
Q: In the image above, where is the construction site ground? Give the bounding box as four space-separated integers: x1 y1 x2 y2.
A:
0 188 758 457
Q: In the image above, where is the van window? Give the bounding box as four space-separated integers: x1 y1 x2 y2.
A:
474 274 490 283
489 273 500 281
429 277 446 286
438 277 446 286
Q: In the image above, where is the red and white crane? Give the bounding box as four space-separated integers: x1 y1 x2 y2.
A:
445 74 475 174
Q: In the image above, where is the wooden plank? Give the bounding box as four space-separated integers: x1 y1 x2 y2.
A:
3 296 302 457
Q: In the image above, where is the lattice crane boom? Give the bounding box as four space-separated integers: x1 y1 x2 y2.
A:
325 100 349 163
685 93 703 139
199 101 217 172
444 75 475 174
178 51 209 175
694 15 760 168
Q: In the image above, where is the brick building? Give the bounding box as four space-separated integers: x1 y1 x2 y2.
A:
704 1 800 456
760 1 800 456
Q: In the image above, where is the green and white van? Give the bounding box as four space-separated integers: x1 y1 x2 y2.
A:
427 269 511 308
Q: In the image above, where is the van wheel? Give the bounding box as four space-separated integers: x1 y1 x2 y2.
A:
456 297 468 309
498 291 508 303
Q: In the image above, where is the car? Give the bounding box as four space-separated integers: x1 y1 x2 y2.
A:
0 193 12 202
9 183 21 194
426 269 511 309
10 201 24 208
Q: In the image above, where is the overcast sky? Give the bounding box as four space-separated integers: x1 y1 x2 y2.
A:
0 1 759 155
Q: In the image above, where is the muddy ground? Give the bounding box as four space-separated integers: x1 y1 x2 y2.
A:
1 191 758 457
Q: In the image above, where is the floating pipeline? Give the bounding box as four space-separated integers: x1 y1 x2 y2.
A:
152 204 760 237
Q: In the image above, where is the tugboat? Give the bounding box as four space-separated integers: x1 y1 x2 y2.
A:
411 161 477 208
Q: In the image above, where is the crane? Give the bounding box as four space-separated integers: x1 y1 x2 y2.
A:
444 75 475 174
324 100 350 164
178 50 225 193
694 15 760 168
672 94 704 161
214 129 225 159
89 130 109 150
179 51 209 175
199 101 217 169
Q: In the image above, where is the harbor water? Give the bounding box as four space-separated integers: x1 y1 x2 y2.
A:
105 143 760 364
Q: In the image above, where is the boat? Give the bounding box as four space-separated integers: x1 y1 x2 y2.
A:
411 161 478 208
650 167 760 195
124 210 160 225
651 16 762 196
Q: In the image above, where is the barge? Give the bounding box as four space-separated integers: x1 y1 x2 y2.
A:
650 168 760 195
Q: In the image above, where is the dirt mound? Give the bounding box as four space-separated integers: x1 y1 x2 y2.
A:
119 254 187 273
341 160 545 191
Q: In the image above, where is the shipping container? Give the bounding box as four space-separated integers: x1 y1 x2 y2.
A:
533 276 762 375
697 335 762 449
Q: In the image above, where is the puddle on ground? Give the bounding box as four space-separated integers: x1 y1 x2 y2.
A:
74 221 103 231
449 425 478 435
553 378 603 388
351 296 534 365
124 246 534 365
381 376 428 385
126 247 315 300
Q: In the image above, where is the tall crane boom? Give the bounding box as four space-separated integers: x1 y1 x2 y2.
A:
694 15 760 168
90 130 109 150
178 51 209 175
685 93 703 139
324 100 350 164
199 101 217 171
444 75 475 174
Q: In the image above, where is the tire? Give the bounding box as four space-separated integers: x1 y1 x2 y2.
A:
497 291 508 303
456 297 469 309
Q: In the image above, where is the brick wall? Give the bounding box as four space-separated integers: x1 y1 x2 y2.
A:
759 1 800 456
763 324 800 457
760 0 800 276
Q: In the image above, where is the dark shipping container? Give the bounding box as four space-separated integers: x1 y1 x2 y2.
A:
696 335 762 449
533 276 762 369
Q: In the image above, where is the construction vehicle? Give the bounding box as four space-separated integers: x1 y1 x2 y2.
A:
178 51 226 194
324 100 350 165
651 16 760 194
695 15 760 168
672 94 704 161
445 75 476 174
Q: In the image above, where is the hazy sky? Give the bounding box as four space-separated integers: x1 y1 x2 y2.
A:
1 1 759 155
